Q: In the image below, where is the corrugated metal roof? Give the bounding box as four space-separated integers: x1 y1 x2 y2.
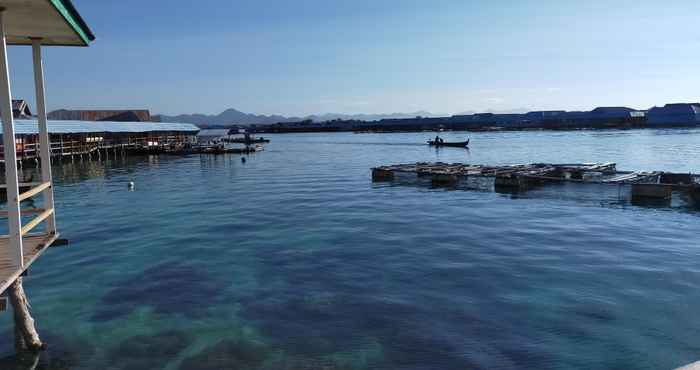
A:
3 120 199 135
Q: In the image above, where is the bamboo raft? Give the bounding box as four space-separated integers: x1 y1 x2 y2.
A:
372 162 700 202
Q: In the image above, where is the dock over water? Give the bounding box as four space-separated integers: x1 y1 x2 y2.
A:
0 233 58 293
372 162 700 203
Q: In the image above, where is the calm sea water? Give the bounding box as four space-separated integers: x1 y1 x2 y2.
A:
1 129 700 370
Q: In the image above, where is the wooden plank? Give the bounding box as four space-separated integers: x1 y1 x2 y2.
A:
18 182 51 202
0 233 59 295
21 208 54 236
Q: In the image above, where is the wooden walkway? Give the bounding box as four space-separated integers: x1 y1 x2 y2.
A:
0 232 58 294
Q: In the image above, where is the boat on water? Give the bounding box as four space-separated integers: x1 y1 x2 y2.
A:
427 139 470 148
199 143 264 154
223 130 270 145
222 137 270 144
130 142 263 155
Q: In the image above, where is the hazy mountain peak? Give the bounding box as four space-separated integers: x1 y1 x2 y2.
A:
154 108 446 127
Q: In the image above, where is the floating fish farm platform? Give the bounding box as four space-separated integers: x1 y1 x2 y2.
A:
372 162 700 204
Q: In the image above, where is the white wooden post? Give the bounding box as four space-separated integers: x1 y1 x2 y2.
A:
31 38 56 234
0 9 24 268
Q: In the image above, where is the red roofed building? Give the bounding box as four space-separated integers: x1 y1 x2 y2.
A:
47 109 152 122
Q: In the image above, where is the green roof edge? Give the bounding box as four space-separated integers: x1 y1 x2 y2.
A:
48 0 95 46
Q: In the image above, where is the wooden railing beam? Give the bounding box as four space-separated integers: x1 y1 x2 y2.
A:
18 182 50 202
20 208 54 236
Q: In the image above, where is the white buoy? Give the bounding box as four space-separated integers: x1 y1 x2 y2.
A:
128 181 135 191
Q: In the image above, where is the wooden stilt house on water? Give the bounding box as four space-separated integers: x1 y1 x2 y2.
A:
2 120 199 162
0 0 95 352
0 0 198 353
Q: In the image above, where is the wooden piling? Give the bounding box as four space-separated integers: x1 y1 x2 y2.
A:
8 278 44 352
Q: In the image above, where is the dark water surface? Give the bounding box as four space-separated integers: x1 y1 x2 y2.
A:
1 129 699 369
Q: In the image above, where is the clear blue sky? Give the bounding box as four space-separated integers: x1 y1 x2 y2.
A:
6 0 700 116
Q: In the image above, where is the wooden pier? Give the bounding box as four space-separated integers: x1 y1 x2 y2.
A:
372 162 700 202
0 233 58 294
0 132 264 166
0 0 97 354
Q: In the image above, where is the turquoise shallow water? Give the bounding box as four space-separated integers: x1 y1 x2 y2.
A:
0 129 699 369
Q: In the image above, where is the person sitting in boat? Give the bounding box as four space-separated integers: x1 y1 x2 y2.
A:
435 135 441 144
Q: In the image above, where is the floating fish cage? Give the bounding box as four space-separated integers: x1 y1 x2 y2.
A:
372 162 700 208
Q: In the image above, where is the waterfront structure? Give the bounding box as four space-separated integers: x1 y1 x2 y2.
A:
0 0 94 353
646 103 700 126
254 106 654 133
372 162 699 203
1 119 199 162
48 108 152 122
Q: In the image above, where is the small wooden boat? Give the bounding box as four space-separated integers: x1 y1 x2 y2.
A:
427 139 469 148
200 144 264 154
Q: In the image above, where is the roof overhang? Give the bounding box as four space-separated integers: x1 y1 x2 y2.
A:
0 0 94 46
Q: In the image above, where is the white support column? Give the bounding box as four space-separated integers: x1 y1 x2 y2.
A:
0 9 24 268
31 39 56 234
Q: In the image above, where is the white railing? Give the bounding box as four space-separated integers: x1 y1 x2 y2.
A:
0 181 55 236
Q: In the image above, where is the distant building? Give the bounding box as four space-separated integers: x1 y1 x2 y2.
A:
12 99 32 118
523 110 566 121
646 103 700 126
561 107 645 128
47 109 152 122
588 107 638 118
251 103 694 133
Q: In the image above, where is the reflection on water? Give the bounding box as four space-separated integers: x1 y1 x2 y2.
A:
0 129 698 369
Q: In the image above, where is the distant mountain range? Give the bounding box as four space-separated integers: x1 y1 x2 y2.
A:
154 108 445 127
